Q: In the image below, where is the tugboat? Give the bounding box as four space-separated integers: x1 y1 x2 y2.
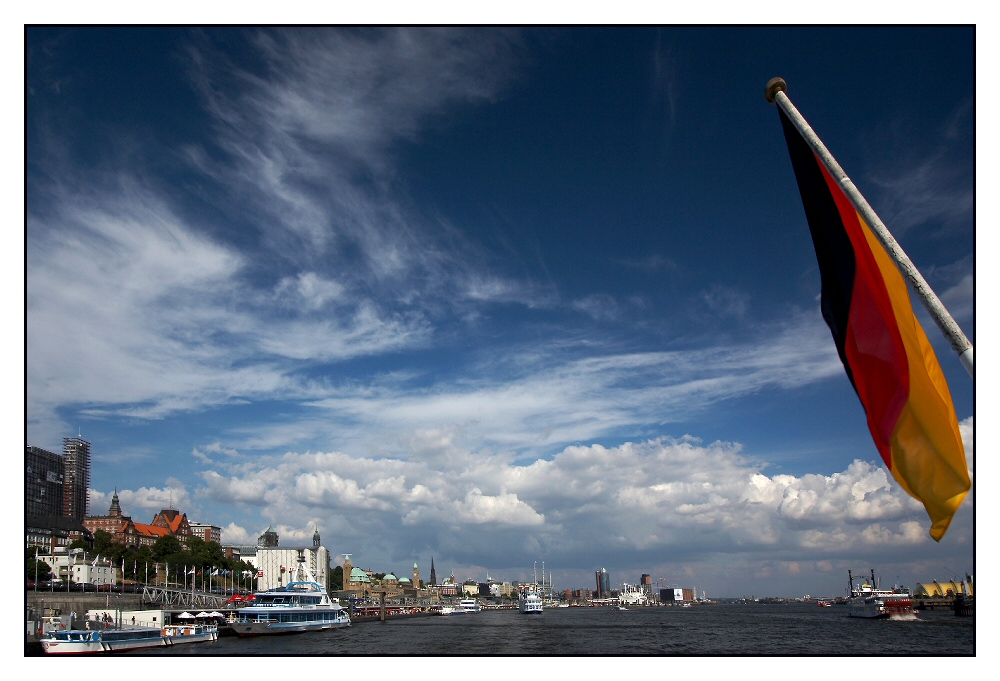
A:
847 570 917 620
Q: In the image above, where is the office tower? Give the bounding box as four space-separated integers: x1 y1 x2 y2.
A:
25 446 64 518
61 437 91 521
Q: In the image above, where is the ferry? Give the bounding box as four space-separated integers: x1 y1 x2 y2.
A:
40 626 166 654
162 622 219 646
519 590 544 614
847 570 917 620
460 598 481 613
224 552 350 636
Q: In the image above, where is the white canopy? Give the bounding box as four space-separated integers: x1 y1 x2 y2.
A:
195 611 210 618
177 612 195 619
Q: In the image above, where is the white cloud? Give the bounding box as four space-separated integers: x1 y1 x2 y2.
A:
187 421 972 585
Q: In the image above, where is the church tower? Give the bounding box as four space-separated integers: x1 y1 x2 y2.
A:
429 556 436 585
413 562 421 589
109 489 122 517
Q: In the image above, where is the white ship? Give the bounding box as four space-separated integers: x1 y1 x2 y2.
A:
225 552 350 636
847 570 917 620
460 598 481 613
519 590 544 614
618 583 649 607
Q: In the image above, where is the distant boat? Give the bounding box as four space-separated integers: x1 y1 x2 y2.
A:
459 599 481 613
817 600 832 607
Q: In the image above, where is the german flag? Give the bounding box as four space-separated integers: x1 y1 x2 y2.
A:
778 107 970 541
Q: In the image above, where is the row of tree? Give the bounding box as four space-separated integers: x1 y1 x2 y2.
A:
27 530 255 588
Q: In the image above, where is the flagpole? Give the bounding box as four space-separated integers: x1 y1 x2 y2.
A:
765 77 974 378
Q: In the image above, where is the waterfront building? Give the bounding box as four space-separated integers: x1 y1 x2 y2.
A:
151 509 192 542
596 567 610 598
25 446 64 518
256 545 330 591
83 490 145 546
188 522 222 543
914 579 974 598
84 495 200 548
62 437 91 521
40 549 116 587
258 525 279 547
26 515 92 554
249 526 329 591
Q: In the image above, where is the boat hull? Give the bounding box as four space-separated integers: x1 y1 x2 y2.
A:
162 626 219 645
41 627 167 654
227 617 350 637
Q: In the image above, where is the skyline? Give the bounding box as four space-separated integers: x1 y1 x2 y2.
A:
26 26 975 598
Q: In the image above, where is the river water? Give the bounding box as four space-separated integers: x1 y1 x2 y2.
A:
133 603 973 656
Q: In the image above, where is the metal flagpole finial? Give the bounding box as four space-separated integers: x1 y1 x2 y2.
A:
765 77 787 103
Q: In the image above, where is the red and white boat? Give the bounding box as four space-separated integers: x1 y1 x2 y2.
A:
847 570 917 620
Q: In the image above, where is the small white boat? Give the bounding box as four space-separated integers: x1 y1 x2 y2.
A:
41 626 166 654
162 623 219 646
459 598 481 613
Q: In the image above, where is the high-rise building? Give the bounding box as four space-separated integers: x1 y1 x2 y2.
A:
62 437 91 521
25 446 65 518
595 567 610 598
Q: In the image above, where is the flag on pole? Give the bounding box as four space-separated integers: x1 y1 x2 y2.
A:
777 105 970 540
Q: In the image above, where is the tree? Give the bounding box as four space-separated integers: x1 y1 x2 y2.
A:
26 547 52 583
151 534 183 561
68 538 90 552
329 565 343 590
92 529 115 556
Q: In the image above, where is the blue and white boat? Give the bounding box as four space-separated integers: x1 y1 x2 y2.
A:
225 553 350 636
40 626 166 654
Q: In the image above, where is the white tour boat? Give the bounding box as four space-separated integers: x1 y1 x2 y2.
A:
460 598 481 613
519 590 544 614
162 622 219 645
847 570 918 620
225 553 350 636
41 626 166 654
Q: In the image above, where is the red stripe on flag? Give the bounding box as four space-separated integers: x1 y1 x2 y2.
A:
819 160 909 468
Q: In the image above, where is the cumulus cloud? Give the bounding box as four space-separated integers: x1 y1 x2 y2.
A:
89 484 191 520
184 420 972 589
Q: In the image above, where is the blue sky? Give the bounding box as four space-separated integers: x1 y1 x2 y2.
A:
25 26 975 598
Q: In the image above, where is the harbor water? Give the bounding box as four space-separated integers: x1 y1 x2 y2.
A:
126 602 972 656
